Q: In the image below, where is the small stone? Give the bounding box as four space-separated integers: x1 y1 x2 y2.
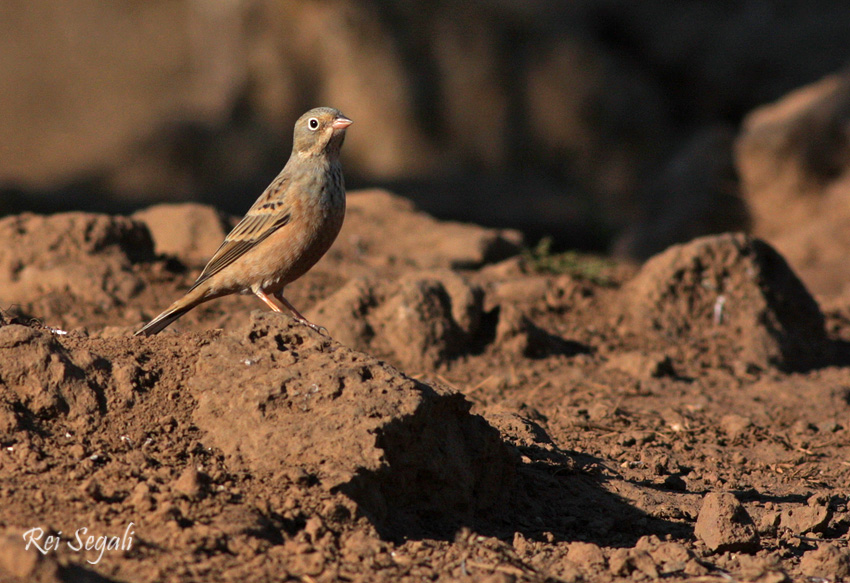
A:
694 492 759 553
607 547 658 578
172 466 205 499
605 351 674 379
291 551 325 577
684 558 710 577
649 541 693 575
303 516 324 543
736 555 787 583
80 478 103 501
284 467 311 485
731 452 747 465
512 532 529 555
608 548 632 576
720 414 752 439
791 420 817 435
800 544 850 580
634 535 662 551
566 541 606 569
342 530 380 561
0 530 61 580
779 503 830 534
631 549 659 579
759 511 780 535
818 420 841 433
128 482 154 511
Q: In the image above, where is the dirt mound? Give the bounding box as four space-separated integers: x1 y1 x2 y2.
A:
130 191 523 277
0 310 513 537
0 191 522 338
333 190 523 271
736 73 850 296
0 212 153 309
190 312 513 536
736 74 850 238
132 203 234 266
619 232 827 370
3 199 850 582
310 270 483 370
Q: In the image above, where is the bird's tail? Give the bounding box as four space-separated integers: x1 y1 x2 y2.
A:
134 292 205 337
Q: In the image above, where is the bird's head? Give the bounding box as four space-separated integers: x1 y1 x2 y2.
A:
293 107 352 158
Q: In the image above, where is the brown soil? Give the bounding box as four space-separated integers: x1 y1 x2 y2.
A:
2 190 850 583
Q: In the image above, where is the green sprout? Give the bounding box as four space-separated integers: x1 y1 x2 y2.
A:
523 237 616 285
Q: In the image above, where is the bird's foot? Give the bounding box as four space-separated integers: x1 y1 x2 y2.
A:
297 317 329 336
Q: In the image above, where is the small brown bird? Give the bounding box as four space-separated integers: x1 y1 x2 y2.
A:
135 107 352 336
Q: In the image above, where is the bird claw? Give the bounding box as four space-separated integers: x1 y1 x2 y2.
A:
298 318 329 336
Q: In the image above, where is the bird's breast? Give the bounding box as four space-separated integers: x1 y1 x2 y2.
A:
255 162 346 290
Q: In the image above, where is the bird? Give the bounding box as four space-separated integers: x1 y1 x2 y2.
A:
135 106 352 336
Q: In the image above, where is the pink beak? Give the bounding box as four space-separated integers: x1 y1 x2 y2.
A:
332 116 353 130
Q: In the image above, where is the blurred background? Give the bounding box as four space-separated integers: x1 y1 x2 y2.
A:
4 0 850 293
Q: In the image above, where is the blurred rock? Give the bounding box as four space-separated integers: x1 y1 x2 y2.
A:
335 190 523 270
173 466 206 500
132 203 233 265
566 542 606 570
719 414 752 440
736 74 850 237
736 72 850 296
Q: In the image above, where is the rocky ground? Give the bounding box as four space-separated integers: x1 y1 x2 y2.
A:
1 189 849 583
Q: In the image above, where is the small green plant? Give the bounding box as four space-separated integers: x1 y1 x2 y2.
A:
523 237 616 285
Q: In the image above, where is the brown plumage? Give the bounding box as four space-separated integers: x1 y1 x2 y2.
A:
135 107 352 336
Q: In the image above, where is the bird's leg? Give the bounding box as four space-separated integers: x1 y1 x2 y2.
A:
273 291 328 336
253 289 284 313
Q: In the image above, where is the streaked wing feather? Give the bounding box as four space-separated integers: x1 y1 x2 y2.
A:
189 197 292 291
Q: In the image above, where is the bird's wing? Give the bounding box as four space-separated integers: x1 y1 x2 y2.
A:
189 176 292 291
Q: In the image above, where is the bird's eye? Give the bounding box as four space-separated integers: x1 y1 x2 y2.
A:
308 117 320 131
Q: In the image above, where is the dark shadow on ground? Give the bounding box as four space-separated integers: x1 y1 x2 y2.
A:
336 387 690 546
